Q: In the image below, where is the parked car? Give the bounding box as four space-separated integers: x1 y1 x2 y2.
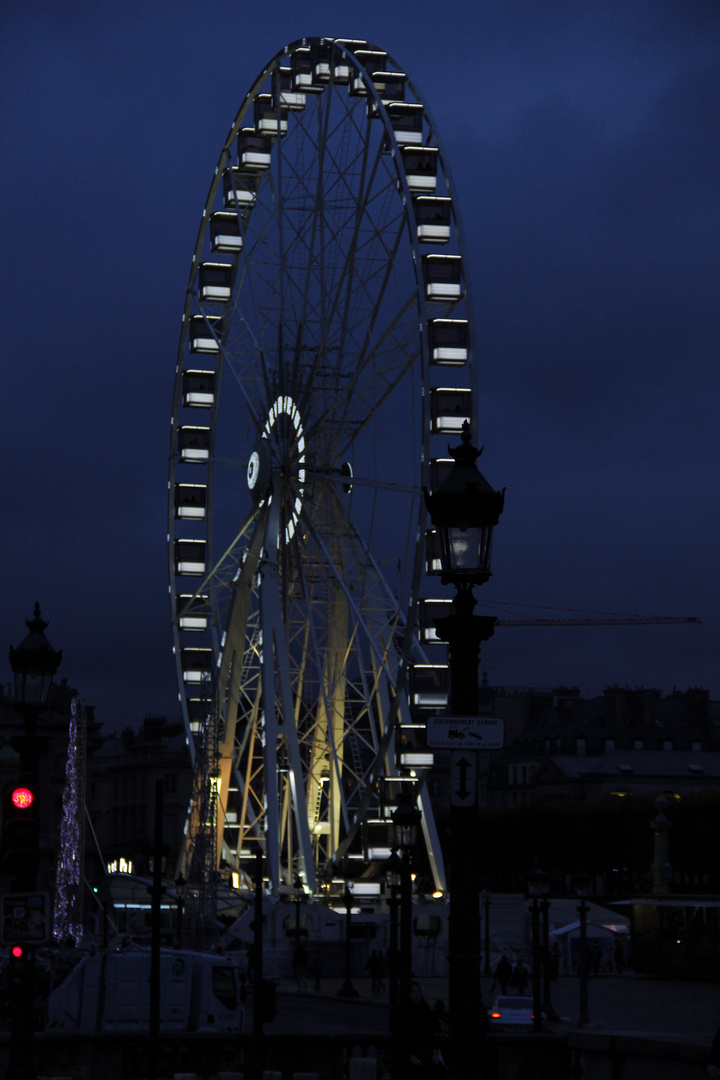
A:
489 996 545 1032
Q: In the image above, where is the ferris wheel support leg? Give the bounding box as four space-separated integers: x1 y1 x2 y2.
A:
269 603 318 894
259 573 282 894
259 510 318 892
418 786 447 894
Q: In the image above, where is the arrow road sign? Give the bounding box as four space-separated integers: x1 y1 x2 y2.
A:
450 751 478 807
427 715 504 750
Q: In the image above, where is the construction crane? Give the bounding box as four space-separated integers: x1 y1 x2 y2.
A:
494 616 702 627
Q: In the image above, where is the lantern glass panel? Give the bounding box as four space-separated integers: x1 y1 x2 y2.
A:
445 525 493 574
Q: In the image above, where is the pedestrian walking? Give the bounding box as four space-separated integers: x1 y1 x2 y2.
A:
490 954 513 995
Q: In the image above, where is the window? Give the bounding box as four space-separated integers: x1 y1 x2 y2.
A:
662 740 673 751
605 739 616 753
212 966 238 1010
692 741 702 751
164 773 178 795
633 739 644 750
577 738 587 756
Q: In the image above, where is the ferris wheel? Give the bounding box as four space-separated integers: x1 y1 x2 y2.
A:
169 37 476 897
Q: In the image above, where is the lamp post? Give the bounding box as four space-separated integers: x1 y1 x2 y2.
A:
424 421 505 1080
7 604 62 1080
293 873 303 945
392 794 421 1007
337 872 359 998
391 796 421 1080
384 850 403 1012
541 893 559 1021
527 866 550 1032
576 872 591 1026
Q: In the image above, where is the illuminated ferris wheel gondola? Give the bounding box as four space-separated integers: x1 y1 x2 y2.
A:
169 37 476 895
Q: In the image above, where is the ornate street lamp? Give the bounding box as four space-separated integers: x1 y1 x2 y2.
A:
424 420 505 609
9 602 62 713
424 421 504 1080
527 866 550 1032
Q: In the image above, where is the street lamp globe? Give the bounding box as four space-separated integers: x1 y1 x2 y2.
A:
424 421 505 592
527 866 551 899
9 602 62 706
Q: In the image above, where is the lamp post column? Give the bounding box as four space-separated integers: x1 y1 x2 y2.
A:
541 897 558 1020
530 896 542 1032
577 894 590 1026
337 883 359 998
435 610 495 1080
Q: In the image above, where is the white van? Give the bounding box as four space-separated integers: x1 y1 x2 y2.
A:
47 949 243 1033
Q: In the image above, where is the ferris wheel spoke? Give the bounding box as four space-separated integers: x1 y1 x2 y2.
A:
183 502 262 608
298 491 406 692
293 120 388 413
303 290 419 462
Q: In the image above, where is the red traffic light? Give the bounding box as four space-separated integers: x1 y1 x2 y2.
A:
11 945 23 958
10 788 33 811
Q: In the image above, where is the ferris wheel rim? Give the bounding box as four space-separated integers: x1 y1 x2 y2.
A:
169 36 475 892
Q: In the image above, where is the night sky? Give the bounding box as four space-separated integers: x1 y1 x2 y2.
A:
2 1 718 732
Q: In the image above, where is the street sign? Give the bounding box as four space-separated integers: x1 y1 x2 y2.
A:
1 892 50 945
427 715 504 750
450 751 478 807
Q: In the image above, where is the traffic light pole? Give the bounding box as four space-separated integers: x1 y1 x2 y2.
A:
4 713 44 1080
6 944 36 1080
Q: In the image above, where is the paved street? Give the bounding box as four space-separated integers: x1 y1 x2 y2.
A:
264 973 720 1046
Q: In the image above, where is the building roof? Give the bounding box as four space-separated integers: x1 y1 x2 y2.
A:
539 750 720 780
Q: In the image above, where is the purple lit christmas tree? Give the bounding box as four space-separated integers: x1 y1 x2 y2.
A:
53 697 85 944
